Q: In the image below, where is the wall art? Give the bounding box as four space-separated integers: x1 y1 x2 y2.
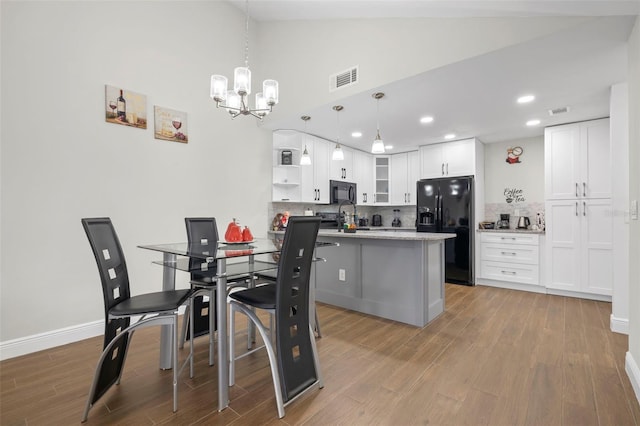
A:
504 187 526 203
506 146 523 164
154 106 188 143
105 85 147 129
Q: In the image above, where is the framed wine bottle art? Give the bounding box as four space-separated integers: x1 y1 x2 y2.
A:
104 85 148 129
153 106 188 144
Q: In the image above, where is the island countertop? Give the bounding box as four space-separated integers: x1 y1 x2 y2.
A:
269 230 456 241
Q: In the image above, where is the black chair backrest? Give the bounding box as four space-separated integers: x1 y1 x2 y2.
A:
82 217 131 315
274 216 321 401
81 217 131 402
185 217 219 280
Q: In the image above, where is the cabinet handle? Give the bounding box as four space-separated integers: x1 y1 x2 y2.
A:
501 270 517 275
575 183 579 198
583 201 586 216
446 163 449 175
442 163 445 176
501 252 517 256
363 193 367 203
500 237 516 240
575 202 578 216
583 182 586 197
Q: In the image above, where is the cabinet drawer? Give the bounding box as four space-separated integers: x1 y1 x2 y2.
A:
480 232 539 245
481 261 539 285
481 243 539 265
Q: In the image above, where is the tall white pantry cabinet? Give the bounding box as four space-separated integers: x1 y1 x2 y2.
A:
544 118 613 298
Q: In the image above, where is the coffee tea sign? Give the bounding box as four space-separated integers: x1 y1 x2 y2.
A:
504 187 525 203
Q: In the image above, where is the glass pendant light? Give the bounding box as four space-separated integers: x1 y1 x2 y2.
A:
300 115 312 165
332 105 344 161
371 92 386 154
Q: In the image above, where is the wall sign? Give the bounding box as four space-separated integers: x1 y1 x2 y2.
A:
504 187 525 203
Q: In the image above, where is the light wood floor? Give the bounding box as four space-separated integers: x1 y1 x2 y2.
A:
2 284 639 425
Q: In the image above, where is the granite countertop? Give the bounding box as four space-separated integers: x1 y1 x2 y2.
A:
269 229 456 241
477 228 545 234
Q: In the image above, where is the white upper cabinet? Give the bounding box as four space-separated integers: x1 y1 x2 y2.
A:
419 138 477 179
374 156 390 204
329 145 354 181
544 118 611 200
353 150 374 204
300 135 330 203
272 130 329 203
391 151 420 205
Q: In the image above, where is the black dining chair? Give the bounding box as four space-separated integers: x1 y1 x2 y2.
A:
80 217 194 422
181 217 253 366
228 216 323 418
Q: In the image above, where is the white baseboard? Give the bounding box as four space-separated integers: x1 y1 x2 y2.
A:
610 313 629 335
0 320 104 361
0 306 188 361
626 351 640 406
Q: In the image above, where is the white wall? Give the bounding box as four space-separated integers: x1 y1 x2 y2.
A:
610 83 630 334
483 136 545 224
257 16 592 125
0 1 272 343
627 16 640 402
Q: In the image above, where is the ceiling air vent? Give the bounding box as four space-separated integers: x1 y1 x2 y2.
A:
548 106 570 116
330 66 358 92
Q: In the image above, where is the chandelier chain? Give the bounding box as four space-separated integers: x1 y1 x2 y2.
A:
244 0 250 68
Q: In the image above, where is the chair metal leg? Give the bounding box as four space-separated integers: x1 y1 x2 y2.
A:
229 304 236 387
229 301 286 418
189 300 195 378
172 314 178 413
314 310 322 338
179 300 190 349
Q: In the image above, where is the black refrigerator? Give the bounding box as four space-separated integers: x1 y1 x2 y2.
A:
416 176 474 285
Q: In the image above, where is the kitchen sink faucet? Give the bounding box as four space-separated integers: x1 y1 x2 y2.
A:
337 200 357 232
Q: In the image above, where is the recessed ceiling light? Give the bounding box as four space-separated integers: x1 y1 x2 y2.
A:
385 145 393 150
517 94 535 104
351 131 362 138
526 119 541 126
444 134 456 140
420 116 434 124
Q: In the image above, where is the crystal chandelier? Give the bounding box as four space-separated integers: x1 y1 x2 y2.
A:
332 105 344 161
209 0 278 119
371 92 386 154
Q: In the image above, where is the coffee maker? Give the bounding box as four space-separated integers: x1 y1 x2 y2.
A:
392 209 402 227
497 214 510 229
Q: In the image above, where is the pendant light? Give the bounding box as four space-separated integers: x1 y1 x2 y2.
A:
300 115 312 165
371 92 386 154
332 105 344 161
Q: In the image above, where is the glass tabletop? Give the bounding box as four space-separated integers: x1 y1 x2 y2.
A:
138 238 281 261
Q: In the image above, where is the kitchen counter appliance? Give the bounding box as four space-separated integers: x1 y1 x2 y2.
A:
372 214 382 227
417 176 474 285
497 214 510 229
329 180 356 205
517 216 531 229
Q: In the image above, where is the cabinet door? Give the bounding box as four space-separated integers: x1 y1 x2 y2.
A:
406 151 420 204
329 145 353 181
313 138 330 203
545 200 581 292
353 150 373 204
272 130 302 202
391 153 408 205
420 144 444 179
300 137 318 203
580 199 613 295
545 124 580 200
581 118 611 199
443 139 475 177
374 156 390 204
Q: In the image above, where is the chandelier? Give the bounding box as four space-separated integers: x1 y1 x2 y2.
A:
209 0 279 119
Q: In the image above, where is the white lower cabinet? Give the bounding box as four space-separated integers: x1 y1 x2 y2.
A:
479 232 541 286
544 199 613 296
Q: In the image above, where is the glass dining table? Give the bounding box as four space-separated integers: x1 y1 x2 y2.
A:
138 238 333 412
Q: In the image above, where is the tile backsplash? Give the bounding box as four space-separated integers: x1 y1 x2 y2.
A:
484 202 545 230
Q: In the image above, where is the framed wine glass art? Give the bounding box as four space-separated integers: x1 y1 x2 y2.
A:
154 106 188 144
104 85 148 129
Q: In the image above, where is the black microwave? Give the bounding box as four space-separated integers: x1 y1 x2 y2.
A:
330 180 357 204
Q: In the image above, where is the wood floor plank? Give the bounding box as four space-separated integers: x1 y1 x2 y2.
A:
1 284 639 425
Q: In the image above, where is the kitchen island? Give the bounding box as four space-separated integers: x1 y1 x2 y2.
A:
271 229 455 327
